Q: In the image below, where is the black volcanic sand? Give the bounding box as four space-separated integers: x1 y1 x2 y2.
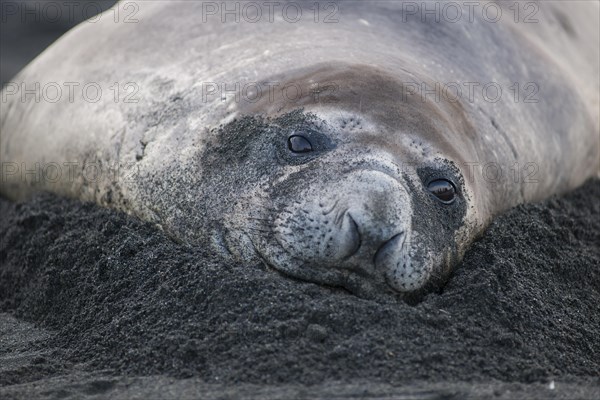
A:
1 179 599 400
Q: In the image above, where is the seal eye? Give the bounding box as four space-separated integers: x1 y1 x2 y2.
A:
427 179 456 204
288 135 313 153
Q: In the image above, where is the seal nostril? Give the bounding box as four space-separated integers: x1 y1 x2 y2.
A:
343 213 362 259
373 232 404 266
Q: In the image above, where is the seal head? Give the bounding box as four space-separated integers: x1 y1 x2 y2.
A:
199 108 468 300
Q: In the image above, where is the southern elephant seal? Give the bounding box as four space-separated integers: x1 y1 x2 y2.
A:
1 1 598 299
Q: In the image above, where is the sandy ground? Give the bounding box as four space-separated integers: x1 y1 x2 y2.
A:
0 180 598 399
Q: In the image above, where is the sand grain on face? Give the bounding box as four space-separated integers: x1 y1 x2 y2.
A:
0 180 599 398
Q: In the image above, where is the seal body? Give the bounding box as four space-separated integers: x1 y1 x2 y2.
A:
1 1 598 299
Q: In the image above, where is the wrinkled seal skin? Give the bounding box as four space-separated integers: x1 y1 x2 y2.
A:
1 1 599 300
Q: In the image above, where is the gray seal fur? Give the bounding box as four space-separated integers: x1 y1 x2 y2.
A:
1 1 599 299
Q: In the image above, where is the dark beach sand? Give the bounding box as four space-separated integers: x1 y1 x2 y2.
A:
0 180 598 399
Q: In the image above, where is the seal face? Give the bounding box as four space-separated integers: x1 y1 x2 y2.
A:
195 111 467 299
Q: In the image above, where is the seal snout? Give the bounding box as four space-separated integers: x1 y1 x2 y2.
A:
267 168 434 296
347 208 424 293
